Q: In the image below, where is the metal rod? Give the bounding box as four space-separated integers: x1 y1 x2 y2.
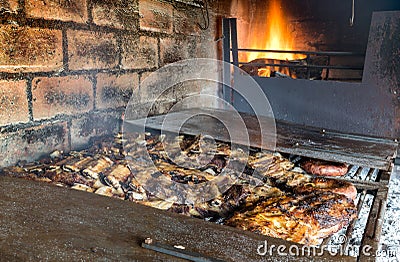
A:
346 165 355 176
374 199 386 241
359 186 388 261
349 0 355 26
237 62 364 71
320 176 386 190
229 18 238 104
233 48 364 56
142 240 225 262
325 56 331 80
343 189 368 252
366 168 376 181
230 19 239 68
326 78 362 81
320 234 333 247
306 54 311 79
222 18 232 105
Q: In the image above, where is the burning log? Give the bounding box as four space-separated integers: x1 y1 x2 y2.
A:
240 56 328 80
270 71 291 78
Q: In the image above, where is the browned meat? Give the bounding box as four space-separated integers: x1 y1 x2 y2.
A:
168 184 284 220
294 177 358 201
167 185 248 219
0 132 358 247
262 170 357 201
226 192 357 245
301 159 349 177
46 171 93 187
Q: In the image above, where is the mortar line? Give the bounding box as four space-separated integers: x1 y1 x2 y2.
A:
25 77 34 122
62 28 69 73
66 118 72 152
87 0 93 24
91 74 97 110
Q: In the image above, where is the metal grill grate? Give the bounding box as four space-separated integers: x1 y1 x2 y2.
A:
286 154 391 258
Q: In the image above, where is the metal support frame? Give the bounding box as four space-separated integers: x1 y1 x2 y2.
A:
222 18 239 105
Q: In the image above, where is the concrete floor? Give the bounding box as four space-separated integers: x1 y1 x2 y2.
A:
0 176 355 262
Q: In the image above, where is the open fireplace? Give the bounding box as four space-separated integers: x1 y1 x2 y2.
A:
0 0 399 261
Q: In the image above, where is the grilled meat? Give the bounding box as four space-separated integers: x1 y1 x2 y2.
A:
301 159 349 177
168 184 284 220
271 171 357 201
0 133 358 246
168 184 249 219
226 192 357 245
82 156 114 179
294 176 358 201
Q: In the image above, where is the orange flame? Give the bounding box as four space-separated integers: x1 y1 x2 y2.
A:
235 0 306 77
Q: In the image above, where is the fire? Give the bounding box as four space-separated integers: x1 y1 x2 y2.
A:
235 0 306 77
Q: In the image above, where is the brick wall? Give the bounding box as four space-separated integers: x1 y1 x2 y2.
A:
0 0 231 167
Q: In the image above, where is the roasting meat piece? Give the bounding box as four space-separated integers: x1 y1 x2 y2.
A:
0 132 359 247
168 184 284 220
226 192 357 245
270 171 358 201
46 171 93 187
247 151 294 181
294 176 358 201
168 184 251 219
300 159 349 177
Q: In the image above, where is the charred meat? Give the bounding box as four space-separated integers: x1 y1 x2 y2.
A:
226 192 356 245
0 132 357 246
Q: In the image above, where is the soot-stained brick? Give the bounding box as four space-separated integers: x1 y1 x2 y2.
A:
160 37 195 65
25 0 88 23
173 7 201 36
44 90 91 109
67 30 118 70
0 25 63 73
96 72 139 109
0 121 69 167
21 122 65 144
101 86 132 104
92 0 138 30
32 75 94 120
139 0 173 34
70 111 121 149
121 35 158 69
0 80 29 126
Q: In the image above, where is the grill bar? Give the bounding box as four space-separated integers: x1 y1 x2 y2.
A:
265 152 390 257
359 169 391 261
234 48 364 56
342 189 368 251
237 62 363 71
232 36 364 79
317 167 388 258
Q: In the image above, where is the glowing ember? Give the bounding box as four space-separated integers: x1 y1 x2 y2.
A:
234 0 306 77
